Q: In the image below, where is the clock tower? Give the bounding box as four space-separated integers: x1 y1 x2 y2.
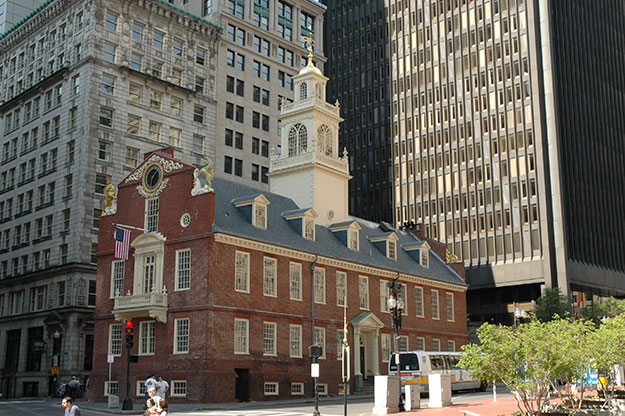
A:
269 43 351 226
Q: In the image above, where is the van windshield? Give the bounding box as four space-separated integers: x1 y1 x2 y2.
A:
390 353 420 371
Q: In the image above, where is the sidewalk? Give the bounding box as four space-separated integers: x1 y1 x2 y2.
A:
362 394 520 416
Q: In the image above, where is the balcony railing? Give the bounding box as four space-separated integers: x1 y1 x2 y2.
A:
113 287 168 323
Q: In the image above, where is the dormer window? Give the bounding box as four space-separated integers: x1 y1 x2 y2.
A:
329 220 361 251
388 240 396 259
401 240 430 266
348 229 359 250
420 247 429 267
367 231 399 259
282 208 317 240
304 217 315 240
254 204 267 229
232 194 270 229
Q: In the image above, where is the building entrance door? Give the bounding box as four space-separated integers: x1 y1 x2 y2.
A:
360 346 366 379
234 369 250 402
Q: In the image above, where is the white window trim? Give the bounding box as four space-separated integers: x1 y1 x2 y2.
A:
289 262 302 301
253 202 267 229
303 217 315 240
264 382 279 396
313 267 326 304
104 381 118 396
415 287 424 318
348 229 359 251
235 251 250 293
289 324 302 358
420 247 429 267
448 340 456 352
170 380 187 397
399 335 409 352
263 321 277 356
135 381 146 397
234 318 249 355
381 333 391 363
317 383 328 395
432 289 440 320
387 239 397 259
359 275 369 310
263 256 277 297
314 326 326 359
336 271 347 307
174 248 191 291
417 336 425 351
291 382 304 395
433 338 441 351
380 281 389 313
110 259 124 298
109 323 122 357
138 320 156 356
173 318 190 354
446 292 455 322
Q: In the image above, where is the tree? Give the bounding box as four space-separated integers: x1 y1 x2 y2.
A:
580 297 625 327
459 318 592 415
534 287 569 322
587 314 625 406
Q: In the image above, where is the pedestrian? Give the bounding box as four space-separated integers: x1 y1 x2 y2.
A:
62 396 82 416
144 374 157 409
156 376 169 398
146 386 161 410
68 376 79 400
158 398 169 416
144 398 159 416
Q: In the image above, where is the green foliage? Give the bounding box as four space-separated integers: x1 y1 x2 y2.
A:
459 318 593 415
580 297 625 327
534 287 569 322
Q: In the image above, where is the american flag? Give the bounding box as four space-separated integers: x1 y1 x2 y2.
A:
114 227 131 260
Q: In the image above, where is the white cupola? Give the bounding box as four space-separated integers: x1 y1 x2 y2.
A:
269 41 350 226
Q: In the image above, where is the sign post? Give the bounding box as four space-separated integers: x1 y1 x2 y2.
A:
107 353 114 395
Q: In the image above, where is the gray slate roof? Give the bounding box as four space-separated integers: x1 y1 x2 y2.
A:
211 177 466 287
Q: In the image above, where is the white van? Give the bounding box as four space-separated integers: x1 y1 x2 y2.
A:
389 351 486 393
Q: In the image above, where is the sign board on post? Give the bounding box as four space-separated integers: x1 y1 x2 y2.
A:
53 355 59 367
311 363 319 378
107 354 114 364
51 366 59 375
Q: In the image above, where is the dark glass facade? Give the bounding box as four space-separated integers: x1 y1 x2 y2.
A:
323 0 393 223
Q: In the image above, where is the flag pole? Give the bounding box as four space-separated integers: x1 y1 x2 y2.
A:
113 223 148 233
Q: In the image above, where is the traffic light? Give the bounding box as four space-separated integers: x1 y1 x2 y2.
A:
125 319 134 349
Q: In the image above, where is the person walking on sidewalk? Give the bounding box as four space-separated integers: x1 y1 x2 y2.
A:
144 374 157 409
62 397 82 416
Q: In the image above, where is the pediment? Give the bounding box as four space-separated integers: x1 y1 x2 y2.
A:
351 312 385 329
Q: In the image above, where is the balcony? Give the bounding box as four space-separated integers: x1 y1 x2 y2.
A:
113 287 168 323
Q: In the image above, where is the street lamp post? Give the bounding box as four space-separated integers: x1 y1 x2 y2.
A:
387 277 405 412
309 344 322 416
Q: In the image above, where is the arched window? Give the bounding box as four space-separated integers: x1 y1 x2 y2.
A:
288 123 308 156
300 82 308 100
317 124 332 156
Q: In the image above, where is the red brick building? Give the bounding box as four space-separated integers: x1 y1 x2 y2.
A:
90 60 468 403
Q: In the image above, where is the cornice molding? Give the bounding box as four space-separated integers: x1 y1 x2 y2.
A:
214 233 467 292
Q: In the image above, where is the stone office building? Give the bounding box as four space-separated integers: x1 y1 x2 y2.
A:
90 59 468 403
0 0 219 398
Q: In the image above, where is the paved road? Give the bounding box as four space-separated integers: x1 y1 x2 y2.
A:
0 390 507 416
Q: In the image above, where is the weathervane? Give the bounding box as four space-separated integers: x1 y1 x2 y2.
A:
303 35 315 64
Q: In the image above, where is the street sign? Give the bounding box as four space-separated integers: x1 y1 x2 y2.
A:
51 366 59 375
53 355 59 366
311 363 319 378
107 353 114 363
